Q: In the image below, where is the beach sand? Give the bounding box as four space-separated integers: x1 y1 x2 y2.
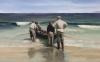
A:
0 46 100 62
0 37 100 62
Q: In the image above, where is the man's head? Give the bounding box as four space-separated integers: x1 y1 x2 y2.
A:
56 16 62 20
35 21 38 24
32 21 35 23
49 21 52 25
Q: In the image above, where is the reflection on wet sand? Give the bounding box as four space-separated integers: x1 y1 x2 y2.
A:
0 47 100 62
28 47 65 62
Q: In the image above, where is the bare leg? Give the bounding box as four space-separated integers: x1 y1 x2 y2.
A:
48 32 54 47
31 29 36 42
32 33 36 42
51 36 54 46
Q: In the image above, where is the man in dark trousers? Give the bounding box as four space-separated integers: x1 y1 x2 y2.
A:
53 16 68 50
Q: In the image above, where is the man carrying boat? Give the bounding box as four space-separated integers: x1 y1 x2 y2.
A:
47 21 55 47
53 16 68 50
29 21 37 42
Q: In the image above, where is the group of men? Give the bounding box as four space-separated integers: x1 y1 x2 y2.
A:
29 16 68 50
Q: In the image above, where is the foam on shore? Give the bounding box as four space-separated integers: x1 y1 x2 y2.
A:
16 22 30 26
78 25 100 29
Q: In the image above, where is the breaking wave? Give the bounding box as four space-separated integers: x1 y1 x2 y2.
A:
78 25 100 29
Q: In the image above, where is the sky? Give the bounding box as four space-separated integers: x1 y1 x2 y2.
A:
0 0 100 13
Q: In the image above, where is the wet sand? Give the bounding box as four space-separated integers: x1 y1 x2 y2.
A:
0 36 100 62
65 46 100 62
0 45 100 62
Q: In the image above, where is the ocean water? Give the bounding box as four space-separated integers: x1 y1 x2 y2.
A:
0 13 100 48
0 22 100 48
0 13 100 24
65 26 100 48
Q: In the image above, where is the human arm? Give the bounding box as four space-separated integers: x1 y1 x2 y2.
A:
63 22 68 29
47 25 49 34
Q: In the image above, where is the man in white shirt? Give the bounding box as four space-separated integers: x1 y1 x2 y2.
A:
29 21 37 42
53 16 68 50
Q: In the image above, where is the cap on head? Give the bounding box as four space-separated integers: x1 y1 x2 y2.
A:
57 16 62 19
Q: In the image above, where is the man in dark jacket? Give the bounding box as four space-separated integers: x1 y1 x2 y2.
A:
47 21 55 46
